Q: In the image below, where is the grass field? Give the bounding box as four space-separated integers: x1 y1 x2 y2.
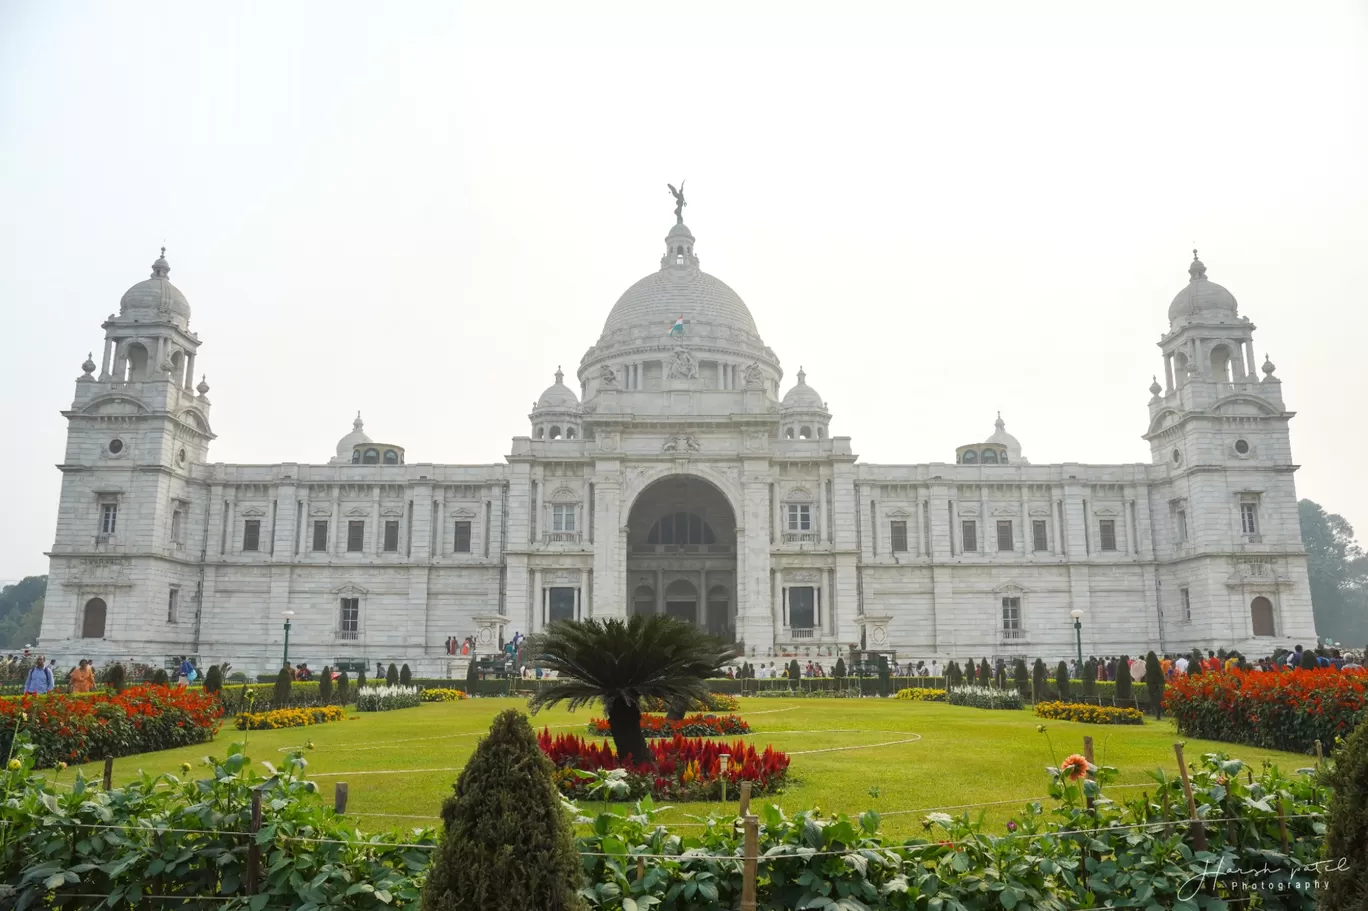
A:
64 697 1311 837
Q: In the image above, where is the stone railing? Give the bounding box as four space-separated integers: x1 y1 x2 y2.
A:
544 531 582 544
783 532 820 545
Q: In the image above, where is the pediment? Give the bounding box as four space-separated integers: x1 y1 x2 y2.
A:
991 507 1018 517
1029 507 1050 517
333 583 369 596
1209 395 1278 418
548 486 580 503
381 507 405 517
177 408 210 432
239 507 267 517
79 394 150 417
785 487 814 501
450 508 477 518
885 508 911 518
993 582 1028 595
310 506 332 516
959 507 980 518
344 507 370 517
1093 507 1120 517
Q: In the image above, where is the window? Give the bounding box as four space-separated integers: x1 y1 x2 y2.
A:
1099 519 1117 551
996 520 1013 552
1176 509 1188 543
170 509 183 545
961 520 978 552
552 504 576 533
1241 503 1258 536
100 503 118 535
889 520 908 553
383 449 398 464
383 520 400 552
548 587 576 623
1250 596 1275 636
242 519 261 552
1032 520 1048 552
347 521 364 552
82 598 107 638
362 448 379 464
340 597 359 640
108 438 124 455
982 449 999 464
1180 587 1192 621
312 520 328 552
1002 597 1021 632
647 512 718 546
454 520 472 553
1234 439 1250 455
787 504 812 532
788 586 816 629
167 588 179 624
962 450 978 464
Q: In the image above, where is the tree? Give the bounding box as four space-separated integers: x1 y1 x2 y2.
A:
400 663 412 686
975 659 989 686
1031 659 1047 702
1145 651 1165 718
318 666 333 704
833 656 847 681
422 709 584 911
336 670 350 705
1013 658 1029 699
1055 661 1070 701
273 667 292 706
1082 659 1098 702
945 661 960 688
526 615 734 764
789 659 802 683
1115 655 1133 706
386 663 400 686
151 668 169 686
876 654 891 696
204 664 223 695
356 668 367 693
1300 499 1368 645
466 658 479 691
0 576 46 650
1321 710 1368 910
106 662 126 693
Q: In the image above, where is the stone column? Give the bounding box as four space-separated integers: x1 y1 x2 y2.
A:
330 487 341 556
949 500 959 556
299 490 309 556
1053 497 1064 556
532 568 544 632
434 498 445 561
371 487 381 555
656 567 664 615
100 339 112 379
914 498 924 557
1019 486 1029 555
771 570 782 639
184 352 195 389
699 568 707 627
579 569 588 620
1164 353 1174 392
819 569 830 634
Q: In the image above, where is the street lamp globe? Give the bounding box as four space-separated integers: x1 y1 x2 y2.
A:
1070 609 1083 620
282 610 295 620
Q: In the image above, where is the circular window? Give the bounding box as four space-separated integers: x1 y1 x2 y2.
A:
108 439 124 455
1171 448 1182 464
1235 439 1250 454
177 448 187 465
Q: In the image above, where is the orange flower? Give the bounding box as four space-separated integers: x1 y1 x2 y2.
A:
1060 754 1090 781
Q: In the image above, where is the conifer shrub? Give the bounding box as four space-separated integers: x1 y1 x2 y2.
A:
1115 654 1133 706
1013 658 1030 699
273 667 292 707
977 659 991 686
789 659 802 682
1055 662 1070 701
356 668 367 694
994 663 1006 690
422 709 584 911
1145 651 1165 718
318 666 333 704
833 656 846 681
400 664 413 686
1082 659 1098 702
387 663 400 686
466 658 479 690
946 661 961 688
151 669 170 686
204 664 223 695
1032 658 1047 702
336 670 350 705
1316 709 1368 910
106 662 126 693
877 654 891 696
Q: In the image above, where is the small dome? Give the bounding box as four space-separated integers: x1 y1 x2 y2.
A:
535 367 579 410
1168 250 1237 324
782 367 825 410
334 412 372 462
120 248 191 324
986 413 1025 462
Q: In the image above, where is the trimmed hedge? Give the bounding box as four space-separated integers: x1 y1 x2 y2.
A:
1033 701 1144 725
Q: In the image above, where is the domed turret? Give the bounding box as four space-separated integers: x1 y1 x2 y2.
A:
959 413 1026 464
536 366 579 410
1167 250 1238 326
530 368 582 441
119 247 192 328
779 368 830 440
331 412 372 463
782 367 824 410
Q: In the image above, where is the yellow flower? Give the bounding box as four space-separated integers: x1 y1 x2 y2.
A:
19 712 28 723
57 762 68 771
180 762 192 774
7 759 20 771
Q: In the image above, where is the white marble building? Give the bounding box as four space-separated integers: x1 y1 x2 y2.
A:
41 212 1316 676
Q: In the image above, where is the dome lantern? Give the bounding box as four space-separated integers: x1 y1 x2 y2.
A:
119 246 192 327
1167 248 1238 326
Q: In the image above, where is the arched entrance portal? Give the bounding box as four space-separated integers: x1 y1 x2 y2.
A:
626 475 737 642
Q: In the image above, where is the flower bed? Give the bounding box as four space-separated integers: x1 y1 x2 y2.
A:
356 685 422 712
419 688 467 702
1033 701 1143 725
1165 667 1367 753
234 705 345 730
895 687 947 701
947 685 1023 710
587 713 750 738
0 685 223 769
639 692 742 713
539 730 789 801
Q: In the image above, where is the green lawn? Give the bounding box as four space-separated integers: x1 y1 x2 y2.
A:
62 697 1311 837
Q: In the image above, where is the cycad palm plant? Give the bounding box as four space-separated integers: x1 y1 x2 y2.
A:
527 615 734 764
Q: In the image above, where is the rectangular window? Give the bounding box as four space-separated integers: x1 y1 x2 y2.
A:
996 520 1013 552
1181 586 1192 621
1176 509 1188 543
100 503 118 535
312 520 328 552
347 521 364 552
243 519 261 552
454 520 472 553
340 597 359 640
167 588 179 624
552 504 576 532
170 509 183 545
787 504 812 532
1241 503 1258 535
1099 519 1117 551
383 520 400 552
1032 519 1048 552
788 586 816 628
1002 596 1021 631
889 520 908 553
961 520 978 553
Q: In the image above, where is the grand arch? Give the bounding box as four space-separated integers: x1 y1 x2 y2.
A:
625 474 738 642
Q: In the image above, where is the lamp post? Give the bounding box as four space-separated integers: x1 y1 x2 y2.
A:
281 610 295 668
1070 609 1083 673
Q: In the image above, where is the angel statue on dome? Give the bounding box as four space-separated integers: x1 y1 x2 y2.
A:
667 181 686 222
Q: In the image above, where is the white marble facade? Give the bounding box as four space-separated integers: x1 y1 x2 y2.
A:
41 224 1317 677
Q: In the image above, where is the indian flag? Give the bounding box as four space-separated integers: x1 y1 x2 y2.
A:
667 315 685 337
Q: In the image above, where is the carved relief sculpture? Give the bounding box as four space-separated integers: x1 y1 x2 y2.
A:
743 362 764 388
599 364 617 386
667 347 699 379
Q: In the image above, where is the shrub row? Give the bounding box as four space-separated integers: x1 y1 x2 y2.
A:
419 688 467 702
587 713 751 739
356 685 422 712
233 705 346 730
1033 701 1144 725
947 685 1023 710
894 687 947 701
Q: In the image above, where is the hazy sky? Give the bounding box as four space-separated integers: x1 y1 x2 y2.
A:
2 1 1365 580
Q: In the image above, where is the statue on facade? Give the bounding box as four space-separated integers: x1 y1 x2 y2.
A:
599 364 617 386
667 346 698 379
661 434 701 453
667 180 686 222
743 361 764 388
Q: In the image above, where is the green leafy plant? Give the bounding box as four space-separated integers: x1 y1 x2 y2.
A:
1013 658 1030 698
400 663 412 686
977 658 991 686
336 670 350 705
105 662 126 693
788 658 801 682
386 663 400 686
203 664 222 695
833 656 846 680
150 669 169 686
947 685 1023 710
1321 716 1368 908
356 685 421 712
465 657 479 690
356 668 367 693
1082 658 1097 701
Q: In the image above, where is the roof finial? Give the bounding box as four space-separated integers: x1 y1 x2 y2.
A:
995 412 1005 431
554 365 564 384
667 180 687 224
1188 247 1207 282
151 246 170 279
796 366 806 385
353 411 364 430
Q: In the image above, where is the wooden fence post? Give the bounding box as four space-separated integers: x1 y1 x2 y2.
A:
1083 736 1095 811
1277 798 1289 854
739 780 752 817
741 814 758 911
636 856 646 882
1314 740 1324 770
246 789 263 893
1173 743 1206 852
102 757 114 791
334 782 349 814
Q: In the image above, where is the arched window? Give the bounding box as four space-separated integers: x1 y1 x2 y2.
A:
982 449 999 464
124 343 149 381
82 598 107 638
785 427 795 439
1173 352 1189 386
1210 345 1233 382
549 426 562 440
665 579 697 624
633 585 655 617
170 350 185 386
383 450 398 465
565 427 577 439
647 512 718 546
962 450 979 464
706 585 731 637
351 450 361 464
535 426 544 439
362 448 380 464
1250 596 1275 637
817 426 825 439
799 426 812 440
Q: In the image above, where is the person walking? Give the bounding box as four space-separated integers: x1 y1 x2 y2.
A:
24 656 54 695
69 658 96 693
177 655 196 688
